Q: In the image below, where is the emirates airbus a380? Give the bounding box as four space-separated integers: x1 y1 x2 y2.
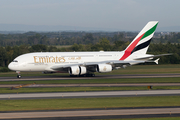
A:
8 21 170 78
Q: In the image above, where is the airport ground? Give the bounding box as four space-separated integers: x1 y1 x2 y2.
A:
0 64 180 119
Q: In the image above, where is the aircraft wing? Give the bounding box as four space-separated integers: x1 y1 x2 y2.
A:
50 53 172 71
50 60 145 71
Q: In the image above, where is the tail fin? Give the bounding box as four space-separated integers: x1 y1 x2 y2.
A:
120 21 158 60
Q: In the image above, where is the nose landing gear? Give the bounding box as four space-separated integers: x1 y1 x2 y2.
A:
17 75 21 78
16 71 21 78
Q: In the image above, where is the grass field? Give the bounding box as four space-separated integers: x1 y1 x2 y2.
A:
97 117 180 120
96 64 180 75
0 77 180 85
0 96 180 111
1 86 180 94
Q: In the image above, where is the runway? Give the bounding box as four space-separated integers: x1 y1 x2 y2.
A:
0 73 180 81
1 90 180 100
1 107 180 119
1 83 180 88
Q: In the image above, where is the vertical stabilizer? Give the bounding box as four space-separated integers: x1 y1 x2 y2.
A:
120 21 158 60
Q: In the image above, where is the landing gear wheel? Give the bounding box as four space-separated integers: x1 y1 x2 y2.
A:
17 75 21 78
91 74 95 77
16 71 21 79
85 73 95 77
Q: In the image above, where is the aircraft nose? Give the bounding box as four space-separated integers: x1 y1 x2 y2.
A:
8 62 16 71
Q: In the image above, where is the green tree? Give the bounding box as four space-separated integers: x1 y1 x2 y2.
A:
99 38 112 51
29 44 48 52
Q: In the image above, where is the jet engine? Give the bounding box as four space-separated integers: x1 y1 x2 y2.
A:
97 64 112 73
69 66 87 75
79 66 87 75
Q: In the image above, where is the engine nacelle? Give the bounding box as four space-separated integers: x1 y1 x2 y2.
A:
97 64 112 73
69 66 87 75
79 66 87 75
69 66 80 75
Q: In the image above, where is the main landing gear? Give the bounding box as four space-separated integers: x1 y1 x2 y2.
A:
70 73 95 77
85 73 95 77
16 71 21 78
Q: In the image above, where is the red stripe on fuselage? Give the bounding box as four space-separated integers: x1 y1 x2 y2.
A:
119 33 145 60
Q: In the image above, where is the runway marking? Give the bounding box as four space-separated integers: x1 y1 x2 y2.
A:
0 108 180 119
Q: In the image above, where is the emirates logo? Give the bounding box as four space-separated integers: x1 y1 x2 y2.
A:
103 66 107 71
76 68 79 73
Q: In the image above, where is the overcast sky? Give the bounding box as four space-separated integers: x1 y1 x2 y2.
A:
0 0 180 31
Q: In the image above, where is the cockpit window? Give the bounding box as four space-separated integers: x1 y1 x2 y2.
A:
13 60 18 62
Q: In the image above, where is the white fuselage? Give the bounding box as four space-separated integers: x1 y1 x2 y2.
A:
8 51 128 72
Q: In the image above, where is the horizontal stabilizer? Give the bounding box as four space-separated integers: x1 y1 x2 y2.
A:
134 53 172 60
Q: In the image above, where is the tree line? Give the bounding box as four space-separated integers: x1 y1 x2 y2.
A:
1 31 180 47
